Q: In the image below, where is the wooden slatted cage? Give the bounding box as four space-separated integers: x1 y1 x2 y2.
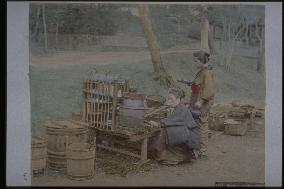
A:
82 77 129 131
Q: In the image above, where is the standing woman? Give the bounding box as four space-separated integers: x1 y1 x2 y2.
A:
189 50 214 159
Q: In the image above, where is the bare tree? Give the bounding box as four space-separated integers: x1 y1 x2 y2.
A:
222 17 246 71
42 4 48 52
255 18 265 73
32 5 41 41
55 23 59 48
208 24 216 54
245 20 249 47
200 18 210 54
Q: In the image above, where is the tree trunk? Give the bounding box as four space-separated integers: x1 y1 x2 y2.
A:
55 23 59 49
42 4 48 52
221 18 227 49
213 25 216 39
245 21 249 47
137 5 190 97
224 20 233 71
257 47 264 73
200 18 210 54
33 5 41 42
138 5 173 87
223 19 227 42
255 23 264 73
208 24 215 54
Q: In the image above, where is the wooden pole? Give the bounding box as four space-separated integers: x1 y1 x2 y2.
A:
141 137 148 161
201 18 210 54
111 82 119 131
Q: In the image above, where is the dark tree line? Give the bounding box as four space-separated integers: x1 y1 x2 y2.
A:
30 3 125 51
30 3 265 73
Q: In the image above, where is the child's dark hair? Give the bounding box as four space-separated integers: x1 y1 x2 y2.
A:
193 51 210 64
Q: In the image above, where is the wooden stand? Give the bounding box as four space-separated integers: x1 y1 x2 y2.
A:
93 127 161 164
82 78 163 164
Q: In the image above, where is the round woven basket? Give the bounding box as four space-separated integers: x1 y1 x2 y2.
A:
224 118 248 136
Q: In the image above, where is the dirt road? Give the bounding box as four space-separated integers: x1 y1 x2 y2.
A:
30 48 200 68
32 117 264 186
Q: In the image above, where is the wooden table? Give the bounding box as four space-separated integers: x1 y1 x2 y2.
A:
91 127 161 164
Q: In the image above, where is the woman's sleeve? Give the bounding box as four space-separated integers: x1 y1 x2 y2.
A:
201 70 214 101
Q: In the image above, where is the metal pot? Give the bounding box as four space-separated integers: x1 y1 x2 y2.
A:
120 99 144 108
118 106 146 129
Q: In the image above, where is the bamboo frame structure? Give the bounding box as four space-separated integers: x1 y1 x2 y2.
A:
82 79 128 131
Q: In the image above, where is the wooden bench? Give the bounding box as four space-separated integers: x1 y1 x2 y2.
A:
91 126 161 164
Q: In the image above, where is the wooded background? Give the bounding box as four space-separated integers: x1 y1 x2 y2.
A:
29 3 265 74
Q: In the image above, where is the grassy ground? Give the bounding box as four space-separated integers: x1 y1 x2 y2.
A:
30 51 265 135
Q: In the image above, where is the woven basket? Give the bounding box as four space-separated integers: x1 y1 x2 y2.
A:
209 113 227 131
224 119 248 136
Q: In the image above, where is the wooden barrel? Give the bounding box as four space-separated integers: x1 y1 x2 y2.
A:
72 112 83 121
67 142 96 180
45 120 89 172
32 136 46 177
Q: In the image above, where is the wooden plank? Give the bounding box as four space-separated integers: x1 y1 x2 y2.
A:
128 129 161 142
106 84 111 130
111 82 119 131
103 83 107 130
97 144 140 159
93 128 131 139
82 81 86 122
98 84 102 129
94 82 98 128
140 137 148 161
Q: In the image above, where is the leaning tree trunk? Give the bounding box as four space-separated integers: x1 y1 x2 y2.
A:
200 18 210 54
42 4 48 52
138 5 173 87
137 5 190 97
